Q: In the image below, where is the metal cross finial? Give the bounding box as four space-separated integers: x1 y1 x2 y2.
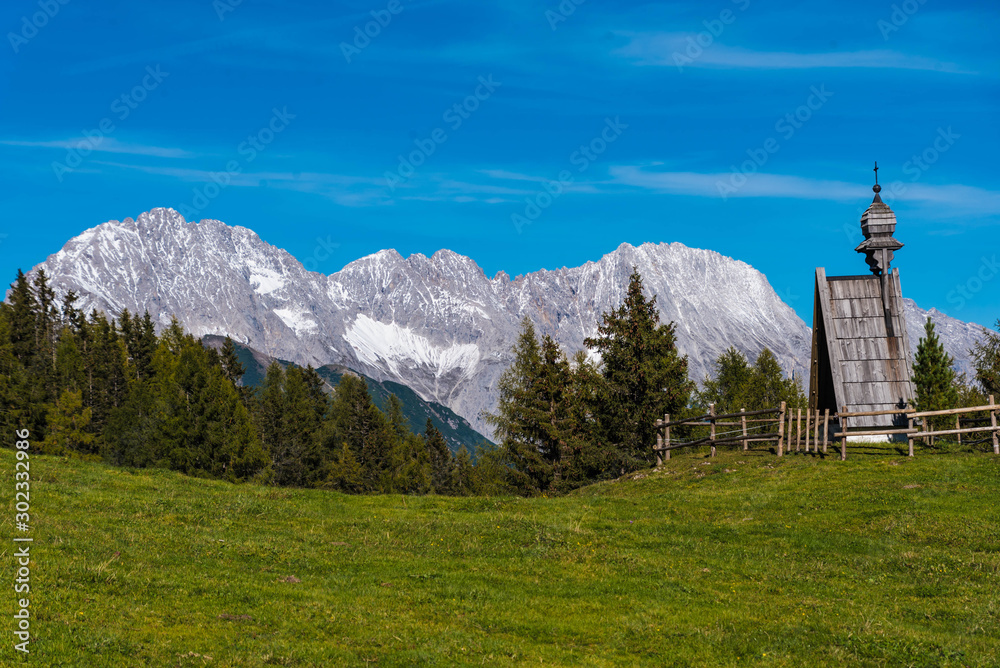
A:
872 161 881 194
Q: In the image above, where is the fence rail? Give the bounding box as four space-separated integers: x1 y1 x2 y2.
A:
652 395 1000 463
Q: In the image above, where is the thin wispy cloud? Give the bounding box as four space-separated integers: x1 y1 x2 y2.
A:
614 33 972 73
0 138 192 158
91 161 389 207
609 166 1000 216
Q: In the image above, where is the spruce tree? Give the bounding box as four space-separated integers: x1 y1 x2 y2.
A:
327 373 392 491
450 446 476 495
913 318 958 432
220 336 245 386
584 267 693 471
424 419 455 494
484 318 552 494
557 350 616 489
6 270 37 365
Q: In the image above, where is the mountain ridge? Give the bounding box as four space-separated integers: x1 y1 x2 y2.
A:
18 208 988 437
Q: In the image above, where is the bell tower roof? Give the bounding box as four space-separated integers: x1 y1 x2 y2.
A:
855 162 903 276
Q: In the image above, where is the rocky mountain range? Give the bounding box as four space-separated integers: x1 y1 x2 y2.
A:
20 208 988 437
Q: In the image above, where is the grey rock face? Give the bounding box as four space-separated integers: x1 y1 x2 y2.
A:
901 298 988 379
25 208 988 436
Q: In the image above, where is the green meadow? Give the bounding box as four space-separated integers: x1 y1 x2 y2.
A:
8 445 1000 666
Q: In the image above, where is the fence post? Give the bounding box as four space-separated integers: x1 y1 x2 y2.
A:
907 412 914 458
788 410 794 455
741 408 748 451
796 408 802 453
709 403 716 458
812 410 820 454
804 410 811 453
956 415 962 446
664 413 671 461
777 401 786 457
840 405 848 461
655 420 663 467
822 409 830 454
990 396 999 455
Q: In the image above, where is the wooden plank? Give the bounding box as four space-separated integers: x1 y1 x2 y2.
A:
817 268 847 413
910 404 1000 418
660 407 780 428
842 428 916 436
892 268 916 402
915 426 999 439
838 407 910 418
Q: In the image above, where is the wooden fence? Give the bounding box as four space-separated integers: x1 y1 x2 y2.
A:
652 395 1000 463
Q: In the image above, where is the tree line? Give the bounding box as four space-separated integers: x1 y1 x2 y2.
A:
5 266 994 496
0 269 496 495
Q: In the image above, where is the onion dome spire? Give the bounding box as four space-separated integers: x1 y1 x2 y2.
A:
855 162 903 276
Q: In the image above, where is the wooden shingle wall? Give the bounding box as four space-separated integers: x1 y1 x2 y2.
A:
811 268 915 428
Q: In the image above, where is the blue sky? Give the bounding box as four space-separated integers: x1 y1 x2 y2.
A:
1 0 998 327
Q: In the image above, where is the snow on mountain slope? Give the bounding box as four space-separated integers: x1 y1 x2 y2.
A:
901 299 987 379
21 208 989 437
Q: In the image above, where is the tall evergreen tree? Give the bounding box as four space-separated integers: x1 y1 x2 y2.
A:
6 270 37 365
220 336 245 386
326 373 392 491
913 318 958 432
485 318 552 494
584 267 693 471
32 269 58 377
424 419 455 494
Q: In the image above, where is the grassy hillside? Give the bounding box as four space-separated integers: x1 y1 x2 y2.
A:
202 335 492 455
12 445 1000 666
